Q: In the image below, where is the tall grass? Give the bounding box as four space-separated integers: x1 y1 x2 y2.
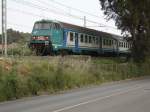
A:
0 56 149 102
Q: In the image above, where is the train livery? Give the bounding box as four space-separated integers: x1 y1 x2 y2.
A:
29 20 131 56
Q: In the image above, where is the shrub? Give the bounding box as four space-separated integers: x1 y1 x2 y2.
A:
0 57 150 102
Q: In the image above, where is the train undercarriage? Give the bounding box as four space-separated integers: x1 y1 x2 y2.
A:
29 43 53 56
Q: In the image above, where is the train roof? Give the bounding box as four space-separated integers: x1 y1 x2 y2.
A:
35 19 123 40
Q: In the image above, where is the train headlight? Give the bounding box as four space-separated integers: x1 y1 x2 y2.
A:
32 36 49 40
44 37 49 40
32 37 36 40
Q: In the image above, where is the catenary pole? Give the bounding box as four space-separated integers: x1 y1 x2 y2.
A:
1 0 4 56
2 0 7 57
84 16 86 28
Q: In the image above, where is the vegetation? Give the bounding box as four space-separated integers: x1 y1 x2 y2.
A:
0 29 31 44
0 29 32 56
0 56 149 102
7 43 33 56
99 0 150 63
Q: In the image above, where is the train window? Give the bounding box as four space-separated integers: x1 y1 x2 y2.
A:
92 36 96 44
70 32 74 42
104 39 108 45
34 23 41 29
89 36 92 43
116 41 118 45
109 40 111 46
54 23 61 29
103 39 106 45
80 34 84 43
105 40 106 45
107 40 109 45
111 40 114 45
105 40 107 45
103 39 105 45
119 42 123 47
117 42 119 46
96 37 98 44
85 35 88 43
34 22 62 30
121 42 123 47
34 23 50 29
119 42 121 47
43 23 50 29
108 40 110 45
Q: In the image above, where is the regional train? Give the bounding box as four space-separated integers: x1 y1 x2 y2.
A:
29 19 131 56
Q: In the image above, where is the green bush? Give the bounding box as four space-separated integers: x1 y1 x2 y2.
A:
7 46 32 56
0 57 149 102
0 73 19 100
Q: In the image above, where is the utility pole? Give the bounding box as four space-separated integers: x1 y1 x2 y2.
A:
1 0 7 57
1 0 4 56
84 16 86 28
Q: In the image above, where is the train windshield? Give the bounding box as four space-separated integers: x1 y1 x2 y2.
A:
34 22 62 30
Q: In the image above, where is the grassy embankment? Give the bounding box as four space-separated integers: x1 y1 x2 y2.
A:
0 56 149 102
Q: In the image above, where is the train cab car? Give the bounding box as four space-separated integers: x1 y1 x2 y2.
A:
30 20 64 55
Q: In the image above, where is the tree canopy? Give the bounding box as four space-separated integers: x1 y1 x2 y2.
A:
0 29 31 44
99 0 150 63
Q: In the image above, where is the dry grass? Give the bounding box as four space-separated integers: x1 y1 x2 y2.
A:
0 56 149 102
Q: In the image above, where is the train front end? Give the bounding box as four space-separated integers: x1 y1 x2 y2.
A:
29 20 63 55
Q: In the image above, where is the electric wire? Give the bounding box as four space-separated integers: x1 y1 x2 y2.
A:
9 0 118 30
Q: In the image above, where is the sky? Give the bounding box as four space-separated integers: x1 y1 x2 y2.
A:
0 0 122 35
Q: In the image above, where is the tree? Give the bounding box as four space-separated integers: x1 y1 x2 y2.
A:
7 29 31 44
0 29 31 44
99 0 150 63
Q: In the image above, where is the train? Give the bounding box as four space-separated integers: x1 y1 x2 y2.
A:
29 19 131 56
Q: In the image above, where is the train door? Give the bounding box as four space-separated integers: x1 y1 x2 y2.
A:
75 33 79 52
63 30 67 47
99 36 102 53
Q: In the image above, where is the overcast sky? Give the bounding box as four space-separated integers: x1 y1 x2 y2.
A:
0 0 121 35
